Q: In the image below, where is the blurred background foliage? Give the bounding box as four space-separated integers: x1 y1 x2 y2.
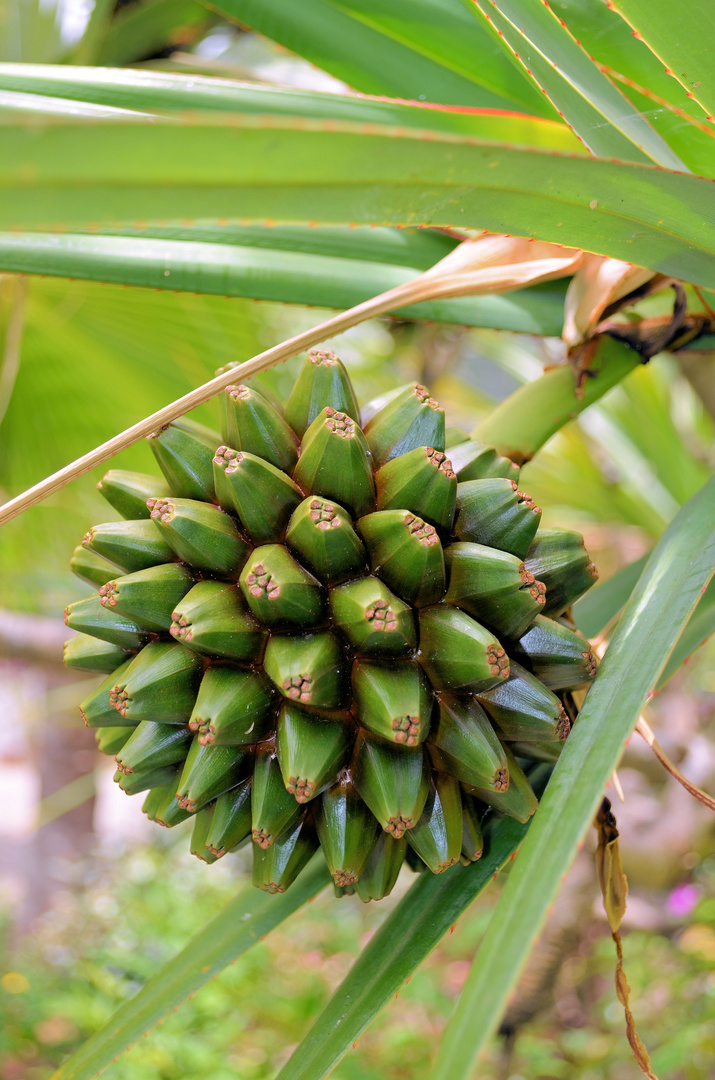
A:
1 2 714 1079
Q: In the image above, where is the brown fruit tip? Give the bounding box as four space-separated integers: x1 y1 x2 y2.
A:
435 857 459 874
404 513 439 546
177 795 196 812
98 581 119 608
286 776 316 802
385 814 413 839
425 447 455 478
414 384 440 409
227 384 250 401
149 498 173 523
206 845 226 858
583 649 598 679
261 881 286 894
557 706 572 740
309 348 339 366
325 408 356 439
252 828 272 849
79 707 87 727
333 870 358 887
114 760 133 775
494 767 509 792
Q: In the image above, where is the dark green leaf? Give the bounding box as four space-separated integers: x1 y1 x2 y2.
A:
0 231 565 335
1 115 714 285
572 552 650 638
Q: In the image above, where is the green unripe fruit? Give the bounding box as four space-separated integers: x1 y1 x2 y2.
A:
65 358 596 900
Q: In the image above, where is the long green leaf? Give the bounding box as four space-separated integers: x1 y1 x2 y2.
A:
51 858 331 1080
608 0 715 121
465 0 684 168
1 115 714 285
82 221 458 266
657 576 715 688
431 474 715 1080
0 65 582 148
277 781 550 1080
0 231 565 334
209 0 551 114
572 552 650 638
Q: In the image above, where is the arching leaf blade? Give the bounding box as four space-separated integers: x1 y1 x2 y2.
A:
465 0 685 168
207 0 551 115
608 0 715 121
431 474 715 1080
0 231 566 335
1 116 714 286
0 64 581 148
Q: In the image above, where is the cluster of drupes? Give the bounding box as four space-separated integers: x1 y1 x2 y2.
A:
64 350 598 899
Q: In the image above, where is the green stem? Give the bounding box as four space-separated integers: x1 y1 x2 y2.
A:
472 337 640 463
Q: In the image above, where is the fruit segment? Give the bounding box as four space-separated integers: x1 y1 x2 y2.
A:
294 407 376 518
351 660 432 746
97 469 171 520
363 383 445 468
70 545 122 589
220 383 298 473
286 496 366 585
354 832 407 902
284 349 360 437
524 528 598 616
176 737 250 813
330 576 416 658
206 779 252 857
252 812 318 894
251 744 302 848
82 519 174 573
217 449 303 545
375 445 457 530
170 580 267 662
264 631 348 708
316 779 380 886
64 634 132 674
108 641 202 723
429 693 509 791
147 417 221 502
406 773 462 874
475 660 570 742
276 703 353 803
189 667 276 746
512 615 598 691
418 605 509 692
147 498 249 577
239 545 325 629
358 509 445 607
98 563 195 633
353 732 429 839
454 478 541 559
444 542 546 639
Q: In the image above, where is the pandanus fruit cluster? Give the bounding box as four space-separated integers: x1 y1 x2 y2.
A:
64 350 598 898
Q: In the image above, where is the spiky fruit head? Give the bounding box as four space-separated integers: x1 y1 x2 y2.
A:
68 352 598 899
